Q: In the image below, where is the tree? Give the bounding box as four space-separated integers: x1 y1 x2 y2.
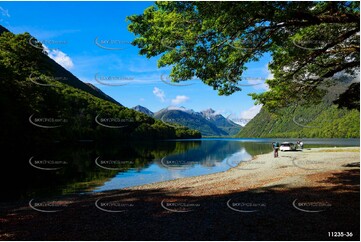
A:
0 30 201 146
127 1 360 111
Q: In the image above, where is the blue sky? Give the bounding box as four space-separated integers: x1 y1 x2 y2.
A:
0 1 272 122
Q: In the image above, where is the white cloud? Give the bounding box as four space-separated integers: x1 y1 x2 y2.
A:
0 7 10 17
153 87 166 102
139 98 145 102
171 95 189 105
258 64 273 91
267 72 274 80
167 106 188 111
265 64 274 80
240 105 262 120
45 46 74 70
48 49 74 70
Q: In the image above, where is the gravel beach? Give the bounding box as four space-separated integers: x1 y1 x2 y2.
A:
1 147 359 241
125 147 360 196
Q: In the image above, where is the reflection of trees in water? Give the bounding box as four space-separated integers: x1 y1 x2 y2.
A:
154 141 273 169
2 145 119 201
242 142 273 156
2 140 273 201
133 140 202 159
2 141 203 201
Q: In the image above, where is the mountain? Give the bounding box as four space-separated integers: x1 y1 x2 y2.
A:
153 106 241 136
84 83 120 105
200 109 241 136
0 26 201 146
237 100 359 138
41 55 121 105
132 105 154 116
0 25 119 105
0 25 10 35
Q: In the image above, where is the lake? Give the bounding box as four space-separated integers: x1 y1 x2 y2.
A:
3 138 359 201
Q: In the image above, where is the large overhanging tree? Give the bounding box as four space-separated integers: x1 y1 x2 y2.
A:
127 1 360 111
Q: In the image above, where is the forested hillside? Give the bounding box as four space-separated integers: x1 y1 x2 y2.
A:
237 102 359 138
0 28 201 146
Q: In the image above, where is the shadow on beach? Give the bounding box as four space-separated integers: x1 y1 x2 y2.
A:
0 168 359 241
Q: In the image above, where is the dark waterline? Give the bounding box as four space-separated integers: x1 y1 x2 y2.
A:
2 138 359 201
91 138 359 193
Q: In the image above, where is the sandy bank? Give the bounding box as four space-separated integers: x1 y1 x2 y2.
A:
125 147 360 196
1 147 359 240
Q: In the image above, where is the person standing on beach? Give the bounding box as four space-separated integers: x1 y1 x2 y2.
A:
272 142 279 158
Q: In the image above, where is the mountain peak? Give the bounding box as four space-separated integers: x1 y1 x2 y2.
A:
201 108 218 117
133 105 145 109
132 105 154 116
202 108 215 112
154 106 241 136
167 106 186 110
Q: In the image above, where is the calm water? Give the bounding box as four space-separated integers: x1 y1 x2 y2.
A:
3 138 359 201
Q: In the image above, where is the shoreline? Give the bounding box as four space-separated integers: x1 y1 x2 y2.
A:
1 146 359 240
122 147 360 196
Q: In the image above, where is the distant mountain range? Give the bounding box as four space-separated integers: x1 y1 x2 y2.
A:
132 105 242 136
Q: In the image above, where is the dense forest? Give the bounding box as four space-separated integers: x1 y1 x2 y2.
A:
0 27 201 148
237 101 359 138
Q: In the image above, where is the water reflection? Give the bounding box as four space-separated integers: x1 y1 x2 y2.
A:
93 140 272 192
2 138 358 201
